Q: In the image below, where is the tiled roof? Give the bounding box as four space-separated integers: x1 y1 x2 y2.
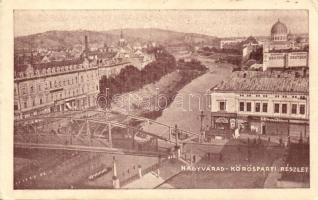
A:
14 58 85 73
213 72 308 93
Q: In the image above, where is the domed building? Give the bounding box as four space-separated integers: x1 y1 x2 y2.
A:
262 19 309 71
271 19 288 42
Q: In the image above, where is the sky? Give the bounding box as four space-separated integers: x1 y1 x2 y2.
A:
14 10 308 38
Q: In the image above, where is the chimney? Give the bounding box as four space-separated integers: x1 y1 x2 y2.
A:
84 35 89 52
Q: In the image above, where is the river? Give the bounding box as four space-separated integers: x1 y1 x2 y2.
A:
142 56 233 137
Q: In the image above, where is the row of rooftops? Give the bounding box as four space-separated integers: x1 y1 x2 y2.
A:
211 71 308 94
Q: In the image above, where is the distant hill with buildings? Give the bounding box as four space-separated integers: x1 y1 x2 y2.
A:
14 28 219 50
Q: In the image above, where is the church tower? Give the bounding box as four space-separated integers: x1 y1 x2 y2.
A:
118 29 126 47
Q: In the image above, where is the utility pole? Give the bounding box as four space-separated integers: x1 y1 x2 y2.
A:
199 111 206 132
199 111 206 143
174 124 179 146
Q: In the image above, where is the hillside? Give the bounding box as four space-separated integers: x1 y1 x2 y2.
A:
14 28 219 50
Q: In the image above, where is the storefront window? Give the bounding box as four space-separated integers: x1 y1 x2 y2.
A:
300 104 305 115
246 102 251 112
291 104 297 114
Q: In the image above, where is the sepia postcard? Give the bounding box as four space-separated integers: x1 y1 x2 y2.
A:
1 0 318 199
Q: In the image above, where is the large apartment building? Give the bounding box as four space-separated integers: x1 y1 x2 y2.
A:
14 35 155 120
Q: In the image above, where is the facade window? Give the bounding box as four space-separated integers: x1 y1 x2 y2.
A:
255 103 260 112
40 98 43 104
274 103 280 113
50 81 52 88
300 104 305 115
21 86 26 95
246 102 251 112
32 100 35 107
14 104 18 110
239 102 244 112
282 104 287 114
219 101 226 111
291 104 297 114
30 86 34 93
24 102 27 108
262 103 268 112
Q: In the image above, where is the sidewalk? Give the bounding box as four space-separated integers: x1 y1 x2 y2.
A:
263 158 284 188
122 158 184 189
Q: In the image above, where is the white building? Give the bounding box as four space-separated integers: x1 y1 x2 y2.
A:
209 71 309 136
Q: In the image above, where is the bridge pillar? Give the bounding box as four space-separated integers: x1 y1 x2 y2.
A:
157 156 161 177
112 156 120 189
68 122 73 145
155 138 159 151
86 119 91 143
177 146 181 160
138 165 142 178
108 123 112 148
132 131 135 149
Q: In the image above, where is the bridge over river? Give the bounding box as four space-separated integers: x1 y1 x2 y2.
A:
14 109 201 157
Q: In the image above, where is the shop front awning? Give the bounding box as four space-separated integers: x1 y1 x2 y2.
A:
211 112 237 118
